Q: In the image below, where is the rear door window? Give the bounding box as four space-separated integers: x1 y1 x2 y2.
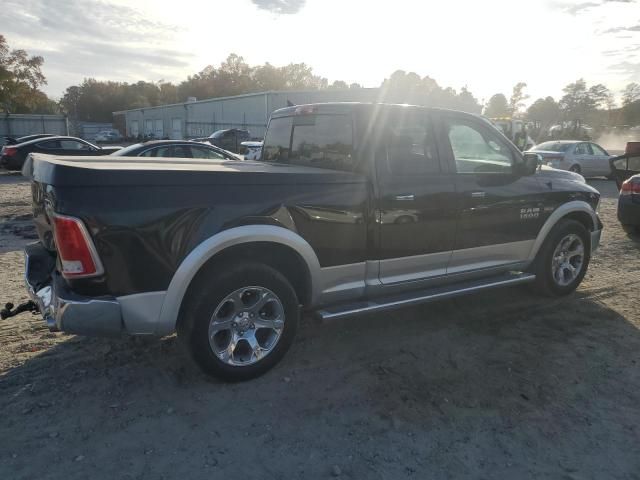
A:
382 110 440 175
139 146 171 157
191 146 226 159
60 140 92 151
172 145 191 158
36 140 62 150
591 144 608 156
575 143 589 155
289 114 353 171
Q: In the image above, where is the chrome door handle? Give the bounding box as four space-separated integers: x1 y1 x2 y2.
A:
395 194 415 201
470 191 486 198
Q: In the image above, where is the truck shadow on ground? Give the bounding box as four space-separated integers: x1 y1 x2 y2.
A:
1 286 639 478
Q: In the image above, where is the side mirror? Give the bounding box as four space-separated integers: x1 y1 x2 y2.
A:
519 152 542 175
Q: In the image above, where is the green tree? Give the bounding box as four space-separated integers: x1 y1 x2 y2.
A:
622 100 640 125
622 83 640 106
509 82 528 115
484 93 510 118
587 83 613 110
0 35 54 113
527 96 560 122
329 80 349 89
527 96 561 141
378 70 481 113
559 79 593 119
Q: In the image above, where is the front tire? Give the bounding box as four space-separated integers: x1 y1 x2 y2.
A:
532 219 591 296
179 262 299 382
569 164 581 174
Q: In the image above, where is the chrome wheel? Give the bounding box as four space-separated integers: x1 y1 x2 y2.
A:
551 234 585 287
208 286 285 366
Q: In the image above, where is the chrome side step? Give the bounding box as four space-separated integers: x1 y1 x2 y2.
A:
315 272 536 321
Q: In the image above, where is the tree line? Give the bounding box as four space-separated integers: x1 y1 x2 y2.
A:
2 35 640 131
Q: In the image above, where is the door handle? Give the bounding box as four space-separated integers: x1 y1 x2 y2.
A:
470 191 486 198
395 194 415 201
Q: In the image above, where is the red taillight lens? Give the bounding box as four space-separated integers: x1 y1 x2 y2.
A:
2 146 17 156
52 214 103 278
621 178 640 196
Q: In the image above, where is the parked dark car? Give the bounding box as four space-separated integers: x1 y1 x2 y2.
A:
617 174 640 233
112 140 239 160
22 103 602 382
205 128 251 153
0 136 121 170
3 133 56 146
610 142 640 233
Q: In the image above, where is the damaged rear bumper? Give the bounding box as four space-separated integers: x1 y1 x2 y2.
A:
25 242 123 336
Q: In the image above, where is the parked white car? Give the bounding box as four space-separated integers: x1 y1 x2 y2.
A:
241 141 263 160
527 140 614 178
95 130 123 142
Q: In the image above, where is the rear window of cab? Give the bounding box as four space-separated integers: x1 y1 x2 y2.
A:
262 114 354 171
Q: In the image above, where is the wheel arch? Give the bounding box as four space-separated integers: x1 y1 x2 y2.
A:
528 200 597 262
155 225 321 336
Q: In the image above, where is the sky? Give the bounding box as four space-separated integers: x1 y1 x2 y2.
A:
3 0 640 105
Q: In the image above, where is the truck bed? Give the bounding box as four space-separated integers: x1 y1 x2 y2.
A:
29 155 365 186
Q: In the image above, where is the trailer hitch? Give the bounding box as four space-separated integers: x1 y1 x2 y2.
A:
1 301 39 320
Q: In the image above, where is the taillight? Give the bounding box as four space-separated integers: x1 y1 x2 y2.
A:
2 146 17 157
620 177 640 196
51 214 104 278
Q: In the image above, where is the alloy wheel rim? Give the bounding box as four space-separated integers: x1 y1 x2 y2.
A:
551 234 585 287
208 286 285 366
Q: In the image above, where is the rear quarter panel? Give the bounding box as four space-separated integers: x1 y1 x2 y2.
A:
50 180 369 297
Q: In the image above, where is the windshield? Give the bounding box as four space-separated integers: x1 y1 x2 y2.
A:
110 143 144 155
533 142 573 153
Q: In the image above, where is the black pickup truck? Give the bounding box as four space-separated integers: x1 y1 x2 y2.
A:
22 103 602 381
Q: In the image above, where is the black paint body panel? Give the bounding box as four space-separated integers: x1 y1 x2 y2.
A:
31 158 368 297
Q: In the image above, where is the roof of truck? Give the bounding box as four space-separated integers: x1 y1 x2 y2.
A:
269 101 482 117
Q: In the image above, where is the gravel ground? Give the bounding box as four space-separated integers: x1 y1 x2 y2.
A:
0 172 638 480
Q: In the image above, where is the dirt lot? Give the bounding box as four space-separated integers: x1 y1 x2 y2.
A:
0 172 638 480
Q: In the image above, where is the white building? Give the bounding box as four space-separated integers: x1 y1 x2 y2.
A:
113 89 380 140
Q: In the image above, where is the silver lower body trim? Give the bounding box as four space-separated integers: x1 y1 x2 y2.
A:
118 291 167 335
317 262 367 305
316 272 536 321
448 240 534 274
379 250 450 284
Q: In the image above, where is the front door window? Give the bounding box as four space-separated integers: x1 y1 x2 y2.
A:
447 122 514 174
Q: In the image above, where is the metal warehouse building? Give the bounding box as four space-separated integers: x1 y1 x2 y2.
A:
113 89 380 140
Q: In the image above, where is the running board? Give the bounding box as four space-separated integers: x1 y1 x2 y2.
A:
315 272 536 321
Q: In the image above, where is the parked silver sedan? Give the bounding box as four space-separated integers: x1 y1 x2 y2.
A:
527 140 614 178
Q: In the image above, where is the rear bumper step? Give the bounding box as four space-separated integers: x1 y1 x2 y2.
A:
316 271 536 321
25 242 123 336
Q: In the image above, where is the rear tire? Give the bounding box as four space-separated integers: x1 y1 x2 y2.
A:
532 219 591 296
179 262 299 382
569 164 581 174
